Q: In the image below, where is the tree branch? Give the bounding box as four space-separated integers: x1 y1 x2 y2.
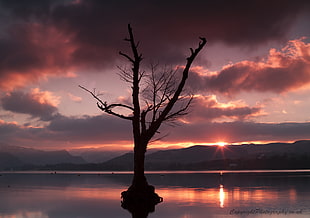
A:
119 51 135 63
145 37 206 140
164 95 193 121
79 85 133 120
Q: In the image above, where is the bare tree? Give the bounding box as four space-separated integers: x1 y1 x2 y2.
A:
80 24 206 206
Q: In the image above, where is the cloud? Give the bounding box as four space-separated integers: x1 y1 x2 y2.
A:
50 0 310 45
0 0 309 90
0 0 55 19
1 88 60 121
191 38 310 95
0 120 19 135
0 113 132 148
47 114 132 142
68 93 82 103
164 121 310 144
0 22 77 90
0 119 43 146
184 95 263 122
50 0 310 67
0 0 309 149
1 115 310 148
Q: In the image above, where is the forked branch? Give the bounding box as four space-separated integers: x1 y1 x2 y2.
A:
79 85 134 120
145 37 206 138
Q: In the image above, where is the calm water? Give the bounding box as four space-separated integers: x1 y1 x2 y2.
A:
0 170 310 218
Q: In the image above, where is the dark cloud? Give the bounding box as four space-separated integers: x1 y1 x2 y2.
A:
0 0 55 20
47 114 132 142
1 115 310 148
1 89 59 121
189 38 310 95
0 114 132 148
0 22 76 90
165 121 310 143
0 120 44 146
0 0 309 90
51 0 310 44
31 92 263 145
50 0 310 64
0 120 19 135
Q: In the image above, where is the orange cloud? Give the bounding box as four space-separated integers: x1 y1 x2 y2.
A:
191 38 310 95
31 88 61 107
1 88 60 121
183 95 263 122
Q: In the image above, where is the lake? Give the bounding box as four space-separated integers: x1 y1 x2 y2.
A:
0 170 310 218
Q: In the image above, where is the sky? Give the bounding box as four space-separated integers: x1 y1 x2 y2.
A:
0 0 310 151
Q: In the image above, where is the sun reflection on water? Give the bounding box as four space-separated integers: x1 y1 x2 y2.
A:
157 182 298 209
219 184 225 208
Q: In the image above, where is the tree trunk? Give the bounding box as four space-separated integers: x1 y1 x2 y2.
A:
121 139 163 216
130 141 148 191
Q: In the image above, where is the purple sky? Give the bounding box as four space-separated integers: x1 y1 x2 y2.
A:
0 0 310 150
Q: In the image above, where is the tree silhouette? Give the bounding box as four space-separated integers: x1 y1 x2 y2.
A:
80 24 206 208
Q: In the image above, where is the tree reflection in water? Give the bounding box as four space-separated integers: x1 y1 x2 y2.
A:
121 185 163 218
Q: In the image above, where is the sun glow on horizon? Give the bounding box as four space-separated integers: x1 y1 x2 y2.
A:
216 142 227 147
58 140 299 152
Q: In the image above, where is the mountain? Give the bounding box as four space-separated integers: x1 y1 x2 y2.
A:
0 143 85 170
0 152 25 169
1 140 310 171
69 148 128 163
101 140 310 170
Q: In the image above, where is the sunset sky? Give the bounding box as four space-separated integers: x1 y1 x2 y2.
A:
0 0 310 151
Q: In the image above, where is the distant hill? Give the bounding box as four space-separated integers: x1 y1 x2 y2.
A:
0 152 25 170
0 143 85 170
69 148 128 163
1 141 310 171
100 140 310 170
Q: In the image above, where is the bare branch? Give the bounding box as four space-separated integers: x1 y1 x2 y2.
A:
149 132 170 144
164 96 193 121
79 85 133 120
144 37 206 140
79 85 106 107
190 48 194 54
119 51 135 63
106 103 134 111
117 66 133 83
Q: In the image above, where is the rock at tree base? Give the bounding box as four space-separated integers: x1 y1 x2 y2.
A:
121 185 163 217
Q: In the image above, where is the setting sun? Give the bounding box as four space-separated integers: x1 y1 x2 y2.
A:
216 142 227 147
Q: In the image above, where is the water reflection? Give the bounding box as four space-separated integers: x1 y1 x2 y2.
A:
219 184 225 208
0 171 310 217
121 185 163 218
